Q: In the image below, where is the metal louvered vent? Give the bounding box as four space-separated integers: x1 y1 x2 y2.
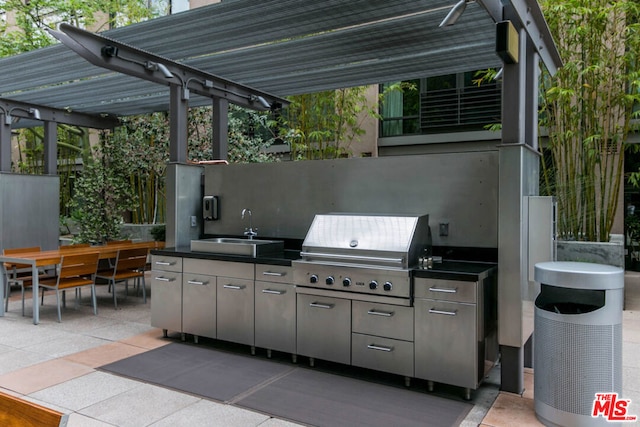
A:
420 82 501 130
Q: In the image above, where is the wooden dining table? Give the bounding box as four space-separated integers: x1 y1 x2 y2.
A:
0 241 163 324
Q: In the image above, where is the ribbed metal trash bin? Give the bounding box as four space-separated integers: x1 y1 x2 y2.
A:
534 261 624 427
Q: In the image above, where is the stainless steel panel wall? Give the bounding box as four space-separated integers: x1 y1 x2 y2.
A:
166 164 203 249
498 145 540 348
203 152 498 248
0 173 59 251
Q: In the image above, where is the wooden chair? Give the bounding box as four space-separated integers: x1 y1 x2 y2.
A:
95 247 149 309
0 390 67 426
3 246 44 311
29 252 100 322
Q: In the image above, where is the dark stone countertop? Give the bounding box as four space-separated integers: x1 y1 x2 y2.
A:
152 247 497 281
412 260 497 282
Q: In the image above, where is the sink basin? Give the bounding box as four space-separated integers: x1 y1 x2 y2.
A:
190 238 284 257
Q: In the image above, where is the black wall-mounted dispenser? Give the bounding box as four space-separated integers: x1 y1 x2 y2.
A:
203 195 219 221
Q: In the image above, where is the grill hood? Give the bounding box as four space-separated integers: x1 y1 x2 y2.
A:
300 213 431 269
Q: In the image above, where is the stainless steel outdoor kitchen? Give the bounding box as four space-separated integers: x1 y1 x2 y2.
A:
147 151 532 400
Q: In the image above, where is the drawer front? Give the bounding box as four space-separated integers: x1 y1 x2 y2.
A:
255 264 293 284
413 278 477 303
255 281 296 353
150 271 182 332
351 333 414 377
182 274 216 339
183 258 253 280
296 293 351 365
151 255 182 272
217 278 255 346
352 301 413 342
414 299 478 388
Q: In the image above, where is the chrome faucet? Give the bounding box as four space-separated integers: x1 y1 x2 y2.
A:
241 208 257 239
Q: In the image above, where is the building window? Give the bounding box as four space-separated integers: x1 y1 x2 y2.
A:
380 71 501 137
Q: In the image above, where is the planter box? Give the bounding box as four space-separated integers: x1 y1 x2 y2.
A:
119 223 164 242
556 234 625 268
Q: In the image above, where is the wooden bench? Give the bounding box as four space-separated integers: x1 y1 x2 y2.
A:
0 390 67 426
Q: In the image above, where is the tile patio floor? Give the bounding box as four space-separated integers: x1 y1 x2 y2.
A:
0 271 638 426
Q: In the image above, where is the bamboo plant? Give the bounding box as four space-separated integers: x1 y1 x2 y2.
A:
539 0 640 242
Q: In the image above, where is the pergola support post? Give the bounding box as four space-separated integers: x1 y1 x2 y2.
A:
43 121 57 175
212 97 229 160
169 84 189 163
0 121 10 172
498 24 542 394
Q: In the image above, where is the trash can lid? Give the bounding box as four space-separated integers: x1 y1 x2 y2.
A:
534 261 624 290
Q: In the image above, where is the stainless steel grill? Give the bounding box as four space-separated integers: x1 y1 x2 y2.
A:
293 213 431 300
293 213 431 371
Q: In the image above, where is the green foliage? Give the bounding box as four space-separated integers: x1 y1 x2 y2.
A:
68 131 138 244
0 0 160 57
188 105 277 164
150 224 166 242
539 0 640 242
112 113 170 224
282 87 377 160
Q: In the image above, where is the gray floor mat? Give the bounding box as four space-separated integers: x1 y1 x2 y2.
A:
100 342 293 402
235 367 471 427
100 342 472 426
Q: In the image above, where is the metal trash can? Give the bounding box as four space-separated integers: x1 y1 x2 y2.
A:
534 261 624 427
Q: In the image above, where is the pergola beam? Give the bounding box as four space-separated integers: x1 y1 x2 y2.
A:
0 98 118 129
48 24 290 112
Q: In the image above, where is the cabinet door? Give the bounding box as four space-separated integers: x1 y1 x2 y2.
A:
150 271 182 332
296 293 351 365
182 274 216 339
216 277 254 346
254 281 296 354
414 299 477 389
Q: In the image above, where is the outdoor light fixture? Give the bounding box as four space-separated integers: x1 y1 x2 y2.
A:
439 0 472 27
250 95 271 109
100 44 175 81
0 106 41 125
144 61 174 79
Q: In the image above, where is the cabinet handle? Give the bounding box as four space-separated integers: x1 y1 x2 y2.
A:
262 271 286 277
154 276 174 282
429 286 457 293
429 308 457 316
262 289 286 295
155 261 174 266
367 344 393 352
187 280 208 285
309 302 334 309
367 309 394 317
223 284 245 290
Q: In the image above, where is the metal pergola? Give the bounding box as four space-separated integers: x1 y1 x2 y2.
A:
0 0 562 395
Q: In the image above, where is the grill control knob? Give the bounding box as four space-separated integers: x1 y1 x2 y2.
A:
326 276 335 285
369 280 378 290
383 281 393 291
343 277 351 287
309 275 318 284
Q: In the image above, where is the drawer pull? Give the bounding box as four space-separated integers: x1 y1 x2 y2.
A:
155 276 174 282
262 271 286 277
367 344 393 352
187 280 208 285
429 287 457 293
429 308 458 316
309 302 334 309
155 261 174 266
262 289 286 295
223 284 245 290
367 309 394 317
